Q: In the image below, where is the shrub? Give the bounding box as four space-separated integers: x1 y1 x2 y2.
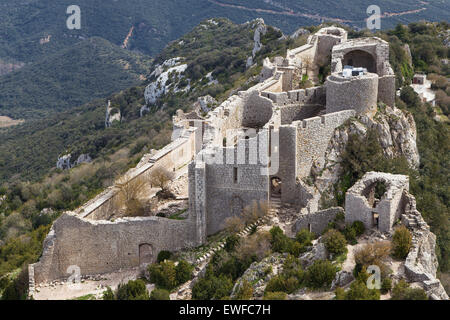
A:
150 288 170 300
335 287 346 300
0 267 29 300
270 227 299 255
323 229 347 256
354 241 391 277
381 278 392 294
235 232 271 264
224 216 245 233
392 226 412 259
265 275 300 294
242 200 268 225
224 234 240 252
148 261 177 290
342 225 357 245
344 280 380 300
295 229 314 247
351 221 365 236
191 271 233 300
263 291 287 300
157 250 172 263
102 286 115 300
175 260 194 284
304 260 337 289
391 280 428 300
235 280 253 300
116 280 149 300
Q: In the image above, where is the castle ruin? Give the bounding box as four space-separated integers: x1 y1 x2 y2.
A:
29 26 447 299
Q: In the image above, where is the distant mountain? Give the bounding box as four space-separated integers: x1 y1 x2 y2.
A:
0 0 447 120
0 37 151 119
1 0 448 63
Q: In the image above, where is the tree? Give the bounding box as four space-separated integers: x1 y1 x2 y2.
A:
304 260 337 289
392 226 412 259
323 229 347 256
175 260 194 284
149 167 175 192
114 176 148 217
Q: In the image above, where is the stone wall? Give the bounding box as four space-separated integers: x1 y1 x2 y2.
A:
292 207 344 235
191 131 270 235
31 211 203 285
278 110 355 205
345 172 409 233
378 74 396 106
79 127 200 221
326 73 379 115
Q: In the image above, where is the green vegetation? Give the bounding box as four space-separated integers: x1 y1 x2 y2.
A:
104 279 150 300
392 226 412 259
335 279 380 300
391 280 428 300
304 260 337 289
269 226 313 256
0 38 151 119
148 259 193 291
323 229 347 256
150 288 170 300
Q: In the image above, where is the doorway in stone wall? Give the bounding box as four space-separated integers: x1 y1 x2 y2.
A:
270 177 282 199
139 243 154 267
372 212 379 229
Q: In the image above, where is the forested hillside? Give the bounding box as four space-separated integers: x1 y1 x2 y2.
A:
0 37 151 119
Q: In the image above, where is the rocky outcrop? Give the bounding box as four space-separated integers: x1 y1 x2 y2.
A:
144 58 188 105
56 154 92 170
311 105 420 204
231 253 288 298
299 241 327 268
193 95 217 114
105 100 121 128
246 19 268 68
402 191 449 300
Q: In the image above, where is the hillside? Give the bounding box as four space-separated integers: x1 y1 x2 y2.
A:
0 18 291 183
1 0 448 63
0 37 151 119
0 20 448 300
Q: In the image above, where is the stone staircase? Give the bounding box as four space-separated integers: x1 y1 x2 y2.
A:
170 199 280 300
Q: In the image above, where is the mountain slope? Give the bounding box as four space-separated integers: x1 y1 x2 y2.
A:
1 0 448 64
0 37 151 119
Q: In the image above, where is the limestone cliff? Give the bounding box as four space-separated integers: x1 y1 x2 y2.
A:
310 104 420 202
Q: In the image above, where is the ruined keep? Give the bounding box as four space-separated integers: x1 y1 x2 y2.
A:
31 26 427 293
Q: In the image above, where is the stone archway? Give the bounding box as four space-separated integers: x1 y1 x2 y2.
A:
270 177 282 199
139 243 154 267
343 50 376 73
